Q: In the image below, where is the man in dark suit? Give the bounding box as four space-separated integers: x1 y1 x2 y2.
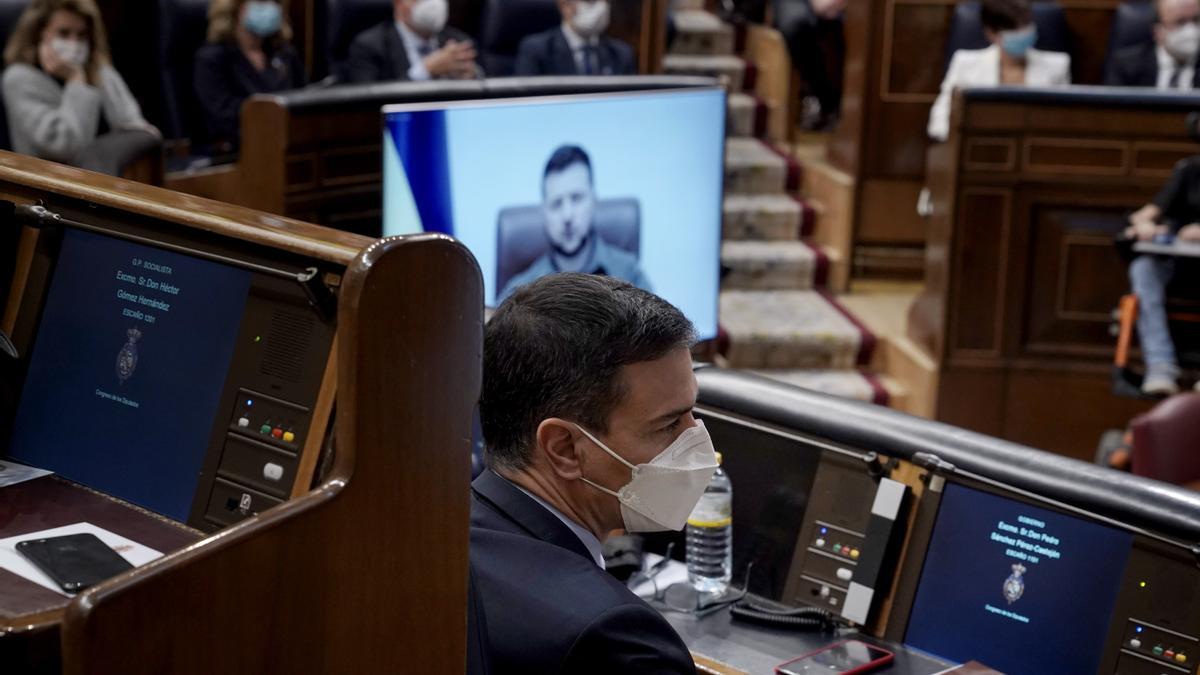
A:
514 0 635 76
341 0 479 83
1105 0 1200 89
473 273 714 674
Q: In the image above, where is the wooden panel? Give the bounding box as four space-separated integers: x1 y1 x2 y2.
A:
936 364 1006 438
1002 368 1154 461
1022 204 1131 357
964 137 1017 172
1133 142 1200 178
950 188 1011 356
881 0 954 102
1023 138 1129 176
60 235 482 675
857 179 925 244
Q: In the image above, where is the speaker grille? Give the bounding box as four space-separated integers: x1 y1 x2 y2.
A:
260 309 314 382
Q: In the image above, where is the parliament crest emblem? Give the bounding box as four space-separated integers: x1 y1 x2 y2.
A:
116 327 142 384
1003 563 1026 605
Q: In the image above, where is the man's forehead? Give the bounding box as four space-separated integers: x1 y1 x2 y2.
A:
612 350 697 421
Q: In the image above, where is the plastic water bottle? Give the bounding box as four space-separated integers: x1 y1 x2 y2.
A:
686 452 732 595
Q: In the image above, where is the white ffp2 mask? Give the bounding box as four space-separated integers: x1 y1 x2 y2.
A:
1166 23 1200 64
577 420 719 532
571 1 611 39
50 38 89 67
410 0 449 35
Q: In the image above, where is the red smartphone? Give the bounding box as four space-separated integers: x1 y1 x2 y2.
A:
776 640 895 674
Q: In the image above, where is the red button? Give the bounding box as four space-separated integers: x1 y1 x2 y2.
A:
1165 650 1177 659
271 428 283 439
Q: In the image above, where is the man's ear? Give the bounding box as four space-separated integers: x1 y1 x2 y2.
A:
535 418 583 480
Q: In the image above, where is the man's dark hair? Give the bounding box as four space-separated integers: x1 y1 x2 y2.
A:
980 0 1032 32
542 144 593 189
480 273 695 471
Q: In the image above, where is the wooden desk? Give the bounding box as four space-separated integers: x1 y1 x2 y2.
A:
909 86 1200 459
832 0 1128 263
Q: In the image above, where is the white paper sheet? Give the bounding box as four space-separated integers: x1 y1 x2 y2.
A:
0 522 163 596
630 552 691 599
0 460 52 488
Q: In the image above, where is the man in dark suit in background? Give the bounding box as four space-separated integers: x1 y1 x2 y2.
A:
473 273 714 674
1105 0 1200 89
342 0 479 83
514 0 635 76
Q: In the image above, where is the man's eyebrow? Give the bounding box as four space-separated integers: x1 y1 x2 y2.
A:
649 405 694 424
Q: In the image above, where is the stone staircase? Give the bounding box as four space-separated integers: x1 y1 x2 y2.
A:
665 1 901 407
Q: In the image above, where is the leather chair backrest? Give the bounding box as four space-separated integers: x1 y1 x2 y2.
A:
0 0 33 151
478 0 561 77
495 197 640 292
325 0 393 82
1103 1 1157 78
943 0 1071 73
157 0 212 143
1131 393 1200 485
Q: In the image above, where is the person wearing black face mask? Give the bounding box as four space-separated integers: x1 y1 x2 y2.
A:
1105 0 1200 90
193 0 307 152
514 0 635 76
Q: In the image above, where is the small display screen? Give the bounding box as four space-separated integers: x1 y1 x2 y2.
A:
7 228 251 520
904 482 1132 673
382 88 725 338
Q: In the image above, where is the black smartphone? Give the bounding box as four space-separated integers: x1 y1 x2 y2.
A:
776 640 895 674
15 533 134 593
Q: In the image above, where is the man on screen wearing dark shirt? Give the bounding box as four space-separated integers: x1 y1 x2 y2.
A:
498 145 650 302
1125 155 1200 395
472 273 711 673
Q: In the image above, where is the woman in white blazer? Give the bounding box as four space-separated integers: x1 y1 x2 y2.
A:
927 0 1071 141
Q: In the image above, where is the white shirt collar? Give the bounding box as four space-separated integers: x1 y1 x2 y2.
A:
561 23 598 50
509 480 606 569
1156 44 1195 90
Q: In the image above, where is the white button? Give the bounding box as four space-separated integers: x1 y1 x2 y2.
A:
815 538 826 547
828 596 838 606
836 568 853 581
262 463 284 481
237 417 250 428
819 585 830 598
1130 638 1142 649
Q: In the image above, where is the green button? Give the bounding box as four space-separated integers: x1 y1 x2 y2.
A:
832 544 842 553
1153 646 1165 656
259 424 271 434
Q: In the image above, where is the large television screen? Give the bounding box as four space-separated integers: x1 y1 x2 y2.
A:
904 482 1132 673
7 228 251 520
382 88 725 338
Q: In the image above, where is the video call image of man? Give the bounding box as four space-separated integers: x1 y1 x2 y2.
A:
472 273 713 674
498 145 650 303
1105 0 1200 89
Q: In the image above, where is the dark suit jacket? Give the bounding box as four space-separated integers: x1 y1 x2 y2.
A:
469 470 697 675
1105 42 1200 88
513 27 635 76
341 20 475 84
193 41 307 147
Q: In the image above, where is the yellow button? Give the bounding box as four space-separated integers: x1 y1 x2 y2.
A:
850 549 860 560
1175 653 1187 664
282 431 296 443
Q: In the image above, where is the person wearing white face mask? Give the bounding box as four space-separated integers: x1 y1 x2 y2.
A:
194 0 308 151
1105 0 1200 90
342 0 479 84
1 0 159 173
927 0 1070 141
514 0 636 76
472 273 702 674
